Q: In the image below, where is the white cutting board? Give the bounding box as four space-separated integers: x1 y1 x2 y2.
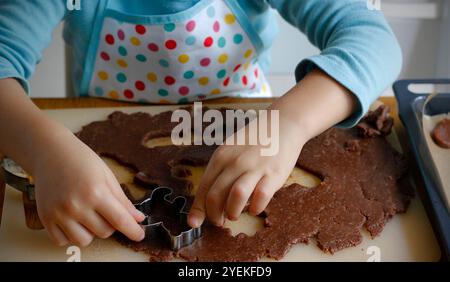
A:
0 105 441 261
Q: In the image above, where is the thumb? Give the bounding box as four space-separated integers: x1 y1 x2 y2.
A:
188 182 208 228
112 185 146 222
105 170 146 222
105 166 145 222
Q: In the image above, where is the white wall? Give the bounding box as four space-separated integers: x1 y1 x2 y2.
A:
28 0 448 98
389 17 442 78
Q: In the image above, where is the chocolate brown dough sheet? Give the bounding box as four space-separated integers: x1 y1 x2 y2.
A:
76 105 413 262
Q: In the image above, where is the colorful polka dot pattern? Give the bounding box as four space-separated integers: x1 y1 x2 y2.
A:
89 0 271 102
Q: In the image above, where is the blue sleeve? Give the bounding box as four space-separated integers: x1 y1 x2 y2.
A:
267 0 403 127
0 0 67 93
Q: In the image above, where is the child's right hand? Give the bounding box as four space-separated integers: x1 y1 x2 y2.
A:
0 78 145 247
33 133 145 247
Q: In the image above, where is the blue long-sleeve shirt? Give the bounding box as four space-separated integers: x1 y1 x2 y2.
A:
0 0 402 127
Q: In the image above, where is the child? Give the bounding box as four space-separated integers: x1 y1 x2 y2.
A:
0 0 402 247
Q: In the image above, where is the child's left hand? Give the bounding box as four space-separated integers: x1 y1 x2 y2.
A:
187 113 306 227
187 69 357 228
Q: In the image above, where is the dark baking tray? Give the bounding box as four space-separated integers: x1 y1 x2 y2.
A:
394 79 450 261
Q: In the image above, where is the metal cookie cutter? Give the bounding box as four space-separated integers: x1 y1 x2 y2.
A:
134 187 201 251
1 158 35 201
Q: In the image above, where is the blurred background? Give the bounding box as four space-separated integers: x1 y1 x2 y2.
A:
29 0 450 98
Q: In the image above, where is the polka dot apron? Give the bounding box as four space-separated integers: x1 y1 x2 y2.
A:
81 0 272 104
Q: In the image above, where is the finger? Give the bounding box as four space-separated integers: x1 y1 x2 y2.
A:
46 223 70 246
96 195 145 242
188 148 228 228
81 211 115 239
58 219 95 247
225 172 262 221
205 168 243 226
104 167 146 222
248 175 285 216
109 181 146 222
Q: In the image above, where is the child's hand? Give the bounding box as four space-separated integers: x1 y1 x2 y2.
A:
0 79 146 247
188 69 357 228
34 135 145 247
188 115 306 227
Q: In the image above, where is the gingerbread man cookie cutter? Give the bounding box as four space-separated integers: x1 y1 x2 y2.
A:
134 187 201 251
